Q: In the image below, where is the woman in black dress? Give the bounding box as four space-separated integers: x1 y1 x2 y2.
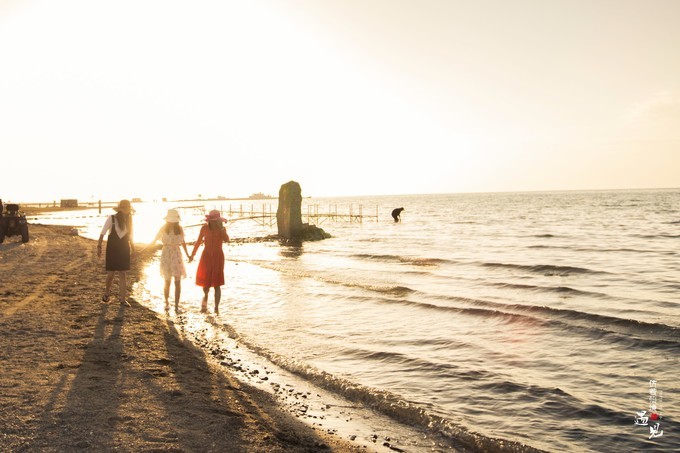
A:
97 199 135 303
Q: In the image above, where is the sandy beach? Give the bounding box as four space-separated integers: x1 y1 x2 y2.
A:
0 224 364 452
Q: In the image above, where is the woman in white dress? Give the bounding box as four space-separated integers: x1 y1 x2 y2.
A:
147 209 190 311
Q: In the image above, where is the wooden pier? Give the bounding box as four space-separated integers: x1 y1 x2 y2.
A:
211 203 379 226
22 202 381 228
303 204 379 225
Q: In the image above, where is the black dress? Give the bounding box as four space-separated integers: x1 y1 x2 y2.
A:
105 215 131 271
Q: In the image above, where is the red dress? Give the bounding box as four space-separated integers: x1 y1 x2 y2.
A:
194 224 229 287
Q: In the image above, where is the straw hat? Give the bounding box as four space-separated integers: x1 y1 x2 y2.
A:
164 209 181 223
113 199 134 213
205 209 226 222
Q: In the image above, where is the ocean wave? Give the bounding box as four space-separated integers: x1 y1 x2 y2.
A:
351 253 453 267
238 259 416 296
477 380 576 402
527 245 662 255
490 282 607 298
575 247 658 253
314 279 415 297
539 399 631 424
526 245 657 254
370 296 552 328
423 295 680 343
508 304 680 338
226 327 544 453
369 285 415 295
456 299 680 343
632 234 680 239
480 261 606 276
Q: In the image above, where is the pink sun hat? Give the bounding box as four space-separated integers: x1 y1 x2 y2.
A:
205 209 227 222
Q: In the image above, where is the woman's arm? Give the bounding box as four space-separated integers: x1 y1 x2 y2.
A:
180 229 190 258
129 219 135 256
189 227 205 262
97 216 112 258
140 227 163 254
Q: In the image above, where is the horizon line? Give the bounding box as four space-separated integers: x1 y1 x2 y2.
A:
7 185 679 205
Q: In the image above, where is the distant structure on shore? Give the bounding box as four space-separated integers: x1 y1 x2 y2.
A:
60 199 78 208
249 192 274 200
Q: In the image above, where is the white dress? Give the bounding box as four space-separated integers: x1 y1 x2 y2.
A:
159 231 186 279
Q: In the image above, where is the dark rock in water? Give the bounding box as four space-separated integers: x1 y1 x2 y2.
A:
276 181 330 242
277 181 303 239
300 223 331 241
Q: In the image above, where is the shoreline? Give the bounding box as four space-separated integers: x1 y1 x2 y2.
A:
0 224 364 452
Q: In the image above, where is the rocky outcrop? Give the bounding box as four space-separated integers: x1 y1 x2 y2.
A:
277 181 303 239
276 181 329 242
300 223 331 241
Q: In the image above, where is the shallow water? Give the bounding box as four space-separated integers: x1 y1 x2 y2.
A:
36 189 680 452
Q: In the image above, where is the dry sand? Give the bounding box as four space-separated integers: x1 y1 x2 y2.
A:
0 224 366 452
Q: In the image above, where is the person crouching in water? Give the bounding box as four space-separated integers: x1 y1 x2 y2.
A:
189 210 230 314
145 209 190 312
97 199 135 304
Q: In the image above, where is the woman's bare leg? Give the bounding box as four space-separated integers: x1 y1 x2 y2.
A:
119 271 128 303
161 278 170 311
201 287 209 312
174 279 181 306
104 271 115 300
163 279 171 304
214 286 221 314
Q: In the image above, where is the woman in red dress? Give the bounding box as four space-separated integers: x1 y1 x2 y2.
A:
189 210 230 313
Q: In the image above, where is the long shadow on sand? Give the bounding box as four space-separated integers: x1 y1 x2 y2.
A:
26 296 294 451
28 301 127 450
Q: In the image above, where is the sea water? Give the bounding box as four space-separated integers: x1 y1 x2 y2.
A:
35 189 680 452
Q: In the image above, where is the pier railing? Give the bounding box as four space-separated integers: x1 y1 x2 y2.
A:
209 203 379 226
20 202 380 227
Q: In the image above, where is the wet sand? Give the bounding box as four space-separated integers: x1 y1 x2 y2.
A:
0 224 364 452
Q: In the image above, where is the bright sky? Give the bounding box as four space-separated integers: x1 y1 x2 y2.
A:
1 0 678 202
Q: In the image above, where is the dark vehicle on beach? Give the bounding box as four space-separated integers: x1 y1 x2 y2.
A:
0 203 29 243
